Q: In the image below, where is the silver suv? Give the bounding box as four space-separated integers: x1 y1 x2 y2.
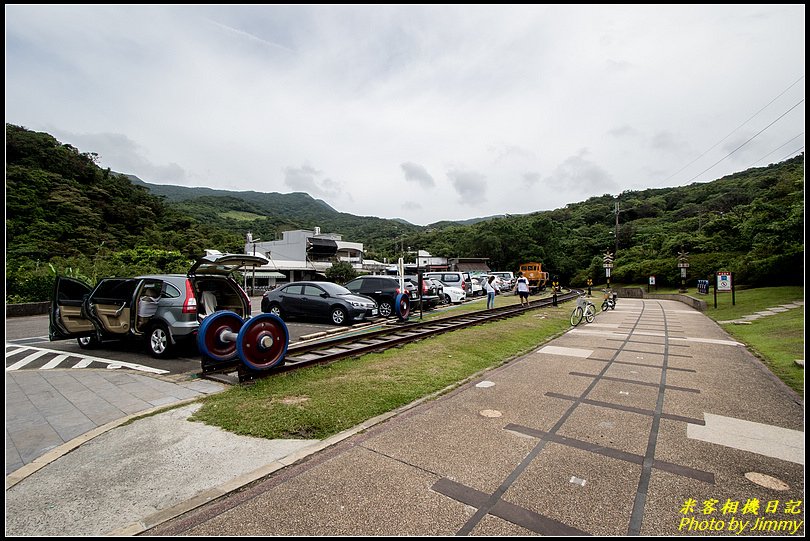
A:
423 271 472 297
50 252 268 358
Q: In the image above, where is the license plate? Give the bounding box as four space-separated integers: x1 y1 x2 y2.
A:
371 309 378 316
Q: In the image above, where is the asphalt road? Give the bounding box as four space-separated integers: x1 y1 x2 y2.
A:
5 310 338 376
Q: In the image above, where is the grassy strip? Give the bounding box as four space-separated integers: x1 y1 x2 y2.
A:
190 304 572 439
701 286 803 321
191 286 803 439
719 308 804 396
698 286 804 397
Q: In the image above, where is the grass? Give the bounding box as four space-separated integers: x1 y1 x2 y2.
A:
190 285 804 440
696 286 804 397
633 285 804 396
190 303 572 439
721 309 804 396
220 210 264 221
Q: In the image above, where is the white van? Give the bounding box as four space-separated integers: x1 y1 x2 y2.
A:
424 272 469 297
491 271 515 289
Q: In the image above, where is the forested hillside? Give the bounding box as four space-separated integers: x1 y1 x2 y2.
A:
5 123 804 302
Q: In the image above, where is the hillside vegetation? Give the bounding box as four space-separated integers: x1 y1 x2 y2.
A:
5 123 804 302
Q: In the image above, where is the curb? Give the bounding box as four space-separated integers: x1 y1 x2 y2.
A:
5 396 205 490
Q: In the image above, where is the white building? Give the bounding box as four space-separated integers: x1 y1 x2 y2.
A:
244 228 365 288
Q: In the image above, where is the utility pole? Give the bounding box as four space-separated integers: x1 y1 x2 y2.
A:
614 197 620 257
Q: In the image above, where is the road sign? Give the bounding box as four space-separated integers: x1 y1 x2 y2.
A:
717 271 732 292
649 276 655 285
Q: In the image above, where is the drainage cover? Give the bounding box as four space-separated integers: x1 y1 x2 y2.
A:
745 472 790 491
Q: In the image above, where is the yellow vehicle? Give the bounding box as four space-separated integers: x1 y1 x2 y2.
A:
518 262 549 291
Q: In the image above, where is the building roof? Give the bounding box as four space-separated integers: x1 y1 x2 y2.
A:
456 262 491 273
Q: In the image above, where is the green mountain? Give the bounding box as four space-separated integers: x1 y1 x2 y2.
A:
127 175 421 258
5 123 804 303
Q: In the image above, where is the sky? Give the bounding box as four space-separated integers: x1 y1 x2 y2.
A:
5 5 805 226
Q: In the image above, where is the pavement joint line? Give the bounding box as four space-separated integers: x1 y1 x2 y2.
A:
503 423 714 484
431 478 588 535
629 300 670 535
454 300 650 535
569 372 701 393
544 392 705 424
5 395 205 490
583 357 696 373
109 344 530 537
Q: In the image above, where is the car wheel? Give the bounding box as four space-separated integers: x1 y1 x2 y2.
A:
77 335 99 349
443 294 451 305
331 307 348 325
267 303 284 319
147 323 172 358
379 300 393 318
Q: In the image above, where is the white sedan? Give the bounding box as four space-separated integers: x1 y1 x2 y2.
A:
442 285 466 304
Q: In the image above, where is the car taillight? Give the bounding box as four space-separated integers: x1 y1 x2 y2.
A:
461 282 466 290
183 280 197 314
422 281 428 294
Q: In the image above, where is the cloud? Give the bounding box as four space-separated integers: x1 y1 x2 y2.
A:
523 172 541 186
402 201 422 210
4 5 804 225
649 130 689 153
283 164 343 199
607 125 640 138
447 169 487 204
548 152 618 195
400 162 435 188
48 128 187 183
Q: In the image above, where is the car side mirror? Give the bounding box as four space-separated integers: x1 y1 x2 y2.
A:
320 292 330 298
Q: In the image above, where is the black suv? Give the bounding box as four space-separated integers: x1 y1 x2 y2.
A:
344 275 418 318
404 275 441 309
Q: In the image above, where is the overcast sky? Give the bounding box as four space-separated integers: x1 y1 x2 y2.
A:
5 5 805 226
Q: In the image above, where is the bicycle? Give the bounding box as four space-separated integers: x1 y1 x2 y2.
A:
570 295 596 326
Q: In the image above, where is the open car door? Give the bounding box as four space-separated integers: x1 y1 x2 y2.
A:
188 252 270 277
49 276 96 341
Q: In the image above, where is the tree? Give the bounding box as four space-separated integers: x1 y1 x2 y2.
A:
325 260 357 284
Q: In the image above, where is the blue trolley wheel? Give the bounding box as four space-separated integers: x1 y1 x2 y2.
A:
197 310 243 363
395 293 410 321
236 313 289 371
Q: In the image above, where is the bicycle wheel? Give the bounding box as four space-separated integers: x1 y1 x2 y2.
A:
570 306 583 326
584 304 596 323
601 301 609 311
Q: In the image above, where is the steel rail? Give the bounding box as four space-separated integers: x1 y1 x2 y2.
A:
202 290 580 384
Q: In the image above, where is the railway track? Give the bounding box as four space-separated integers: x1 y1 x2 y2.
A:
203 290 580 384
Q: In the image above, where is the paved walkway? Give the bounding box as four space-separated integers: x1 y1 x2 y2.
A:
5 298 805 536
717 300 804 325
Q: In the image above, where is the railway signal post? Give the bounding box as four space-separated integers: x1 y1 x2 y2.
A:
603 251 614 289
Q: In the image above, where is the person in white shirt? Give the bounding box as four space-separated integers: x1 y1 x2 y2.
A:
515 271 530 307
484 275 496 309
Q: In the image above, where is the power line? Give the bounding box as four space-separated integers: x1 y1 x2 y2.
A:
777 146 804 163
746 132 805 168
663 75 805 183
685 98 805 183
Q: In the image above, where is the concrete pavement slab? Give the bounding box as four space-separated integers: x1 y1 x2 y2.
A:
6 297 804 536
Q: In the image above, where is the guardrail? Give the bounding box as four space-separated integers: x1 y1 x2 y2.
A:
616 287 707 311
6 301 50 317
